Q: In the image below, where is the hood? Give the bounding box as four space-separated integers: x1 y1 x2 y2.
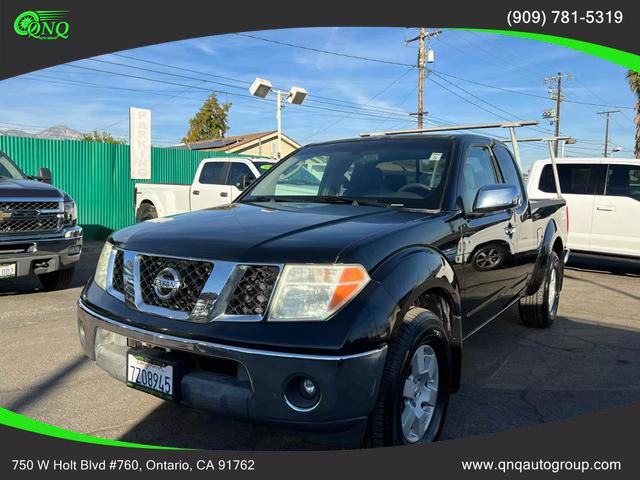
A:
111 202 437 268
0 177 63 198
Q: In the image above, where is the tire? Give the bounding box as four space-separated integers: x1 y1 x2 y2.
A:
519 251 562 328
136 203 158 222
367 307 452 447
38 267 75 291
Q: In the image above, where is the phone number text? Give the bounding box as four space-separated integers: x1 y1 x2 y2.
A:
507 11 623 27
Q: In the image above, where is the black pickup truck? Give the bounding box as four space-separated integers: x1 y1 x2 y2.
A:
78 133 568 446
1 151 82 290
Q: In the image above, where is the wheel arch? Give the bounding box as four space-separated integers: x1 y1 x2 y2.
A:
371 247 463 392
526 218 564 295
135 199 158 221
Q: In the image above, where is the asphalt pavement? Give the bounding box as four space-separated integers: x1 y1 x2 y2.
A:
1 242 639 449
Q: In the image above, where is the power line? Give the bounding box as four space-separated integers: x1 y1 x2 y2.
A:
301 66 415 142
86 57 416 118
234 31 633 111
234 32 412 67
435 71 633 110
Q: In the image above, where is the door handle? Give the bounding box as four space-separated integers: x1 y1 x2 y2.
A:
192 190 200 195
220 192 229 197
596 205 615 212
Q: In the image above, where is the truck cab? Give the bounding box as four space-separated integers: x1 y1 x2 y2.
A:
528 157 640 260
135 157 277 221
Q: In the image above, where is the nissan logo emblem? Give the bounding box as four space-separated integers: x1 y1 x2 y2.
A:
153 267 181 300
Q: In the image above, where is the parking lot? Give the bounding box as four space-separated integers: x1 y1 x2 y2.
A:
1 242 640 449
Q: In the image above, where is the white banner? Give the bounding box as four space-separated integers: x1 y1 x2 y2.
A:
129 107 151 179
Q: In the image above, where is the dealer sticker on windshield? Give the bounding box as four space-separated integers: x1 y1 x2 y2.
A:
126 352 174 400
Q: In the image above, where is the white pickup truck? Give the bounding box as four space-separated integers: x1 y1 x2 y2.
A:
135 157 276 221
527 157 640 261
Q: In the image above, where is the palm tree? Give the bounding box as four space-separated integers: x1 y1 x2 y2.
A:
627 70 640 158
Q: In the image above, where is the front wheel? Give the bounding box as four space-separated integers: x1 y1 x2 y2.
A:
367 307 451 447
519 251 562 328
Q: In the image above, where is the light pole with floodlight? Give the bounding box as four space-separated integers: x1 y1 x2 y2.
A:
249 78 307 158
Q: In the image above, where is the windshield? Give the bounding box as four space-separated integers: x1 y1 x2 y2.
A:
243 138 452 209
252 161 276 175
0 153 25 180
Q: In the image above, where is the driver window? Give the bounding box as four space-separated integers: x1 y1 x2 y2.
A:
461 146 499 212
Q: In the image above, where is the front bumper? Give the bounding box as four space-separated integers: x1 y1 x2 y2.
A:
77 300 387 434
0 226 83 277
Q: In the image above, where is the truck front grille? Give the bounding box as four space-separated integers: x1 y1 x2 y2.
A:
226 265 280 316
0 201 60 211
106 250 282 322
138 255 213 312
0 215 60 234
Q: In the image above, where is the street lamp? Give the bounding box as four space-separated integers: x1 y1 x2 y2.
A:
250 77 307 158
610 146 623 157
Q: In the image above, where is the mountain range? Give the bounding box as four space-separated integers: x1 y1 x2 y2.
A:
0 125 83 140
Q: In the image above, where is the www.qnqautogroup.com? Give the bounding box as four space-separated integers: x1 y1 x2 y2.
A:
461 459 622 474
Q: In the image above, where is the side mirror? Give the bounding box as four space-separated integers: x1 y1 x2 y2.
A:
473 184 519 214
37 167 52 184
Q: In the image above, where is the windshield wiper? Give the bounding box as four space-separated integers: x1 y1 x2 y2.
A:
242 196 294 203
307 196 393 208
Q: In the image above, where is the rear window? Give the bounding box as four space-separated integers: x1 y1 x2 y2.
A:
538 163 604 195
199 162 226 184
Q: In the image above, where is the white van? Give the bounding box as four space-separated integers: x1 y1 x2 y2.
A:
527 158 640 259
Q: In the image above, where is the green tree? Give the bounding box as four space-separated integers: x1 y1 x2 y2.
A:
627 70 640 158
182 94 231 143
81 130 126 144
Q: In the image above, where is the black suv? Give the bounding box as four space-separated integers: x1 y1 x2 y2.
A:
78 134 567 446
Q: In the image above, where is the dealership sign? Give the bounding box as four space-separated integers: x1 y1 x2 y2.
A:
129 107 152 180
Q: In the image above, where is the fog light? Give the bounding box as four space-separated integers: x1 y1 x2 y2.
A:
68 245 82 256
284 375 321 412
300 378 317 399
78 321 86 345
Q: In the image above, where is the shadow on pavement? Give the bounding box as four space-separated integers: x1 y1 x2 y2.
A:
6 354 89 412
443 311 640 440
568 254 640 278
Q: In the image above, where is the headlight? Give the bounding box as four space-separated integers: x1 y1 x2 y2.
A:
63 199 77 226
269 264 369 321
94 242 113 290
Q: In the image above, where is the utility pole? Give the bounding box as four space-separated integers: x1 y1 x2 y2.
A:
597 110 620 157
406 29 441 129
544 72 573 156
276 90 283 159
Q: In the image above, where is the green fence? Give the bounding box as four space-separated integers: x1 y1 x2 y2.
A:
0 136 246 238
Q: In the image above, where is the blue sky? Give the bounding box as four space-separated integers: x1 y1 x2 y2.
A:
0 27 636 170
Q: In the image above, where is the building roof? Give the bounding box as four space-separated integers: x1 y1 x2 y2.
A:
177 130 298 151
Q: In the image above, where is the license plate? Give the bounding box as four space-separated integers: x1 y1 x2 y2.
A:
0 263 17 280
126 352 174 400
